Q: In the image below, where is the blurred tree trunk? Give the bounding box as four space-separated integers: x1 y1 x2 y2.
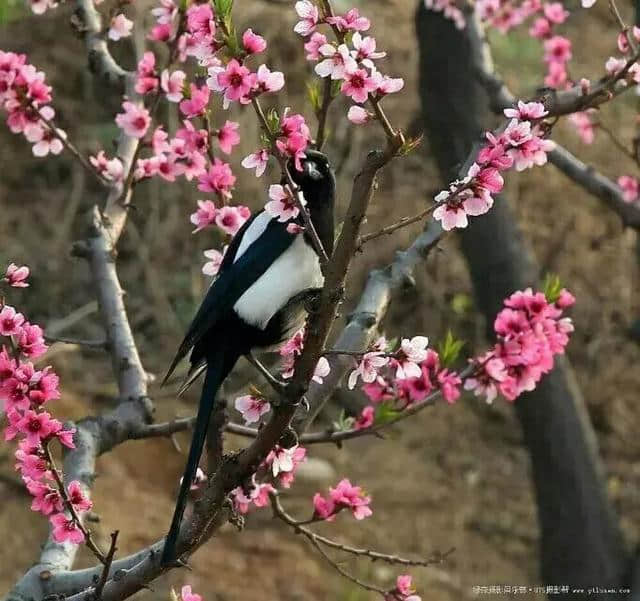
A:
415 4 630 595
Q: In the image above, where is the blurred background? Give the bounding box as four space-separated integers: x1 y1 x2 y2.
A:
1 0 640 599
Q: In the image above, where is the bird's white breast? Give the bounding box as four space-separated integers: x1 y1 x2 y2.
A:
233 232 324 330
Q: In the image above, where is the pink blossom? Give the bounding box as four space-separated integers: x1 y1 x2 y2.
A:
216 120 240 154
312 493 336 522
387 574 422 601
179 84 210 118
190 200 217 232
433 203 468 231
329 478 372 520
181 586 202 601
26 479 63 515
28 0 57 14
266 444 299 477
215 205 249 236
371 70 405 95
503 118 533 147
354 405 375 430
503 100 547 121
351 32 386 65
544 61 568 88
0 305 24 336
4 264 29 288
89 151 124 182
202 247 227 276
135 52 158 95
618 175 639 203
160 69 186 102
108 14 133 41
115 101 150 139
149 23 173 42
312 357 330 384
216 59 256 106
326 8 370 32
67 481 92 512
569 111 595 144
242 29 267 54
254 64 285 94
304 32 328 60
347 106 371 125
50 513 85 544
341 66 377 103
176 120 208 154
529 17 551 38
265 184 304 222
241 149 269 177
294 0 320 36
605 56 626 76
315 44 357 80
278 446 307 488
437 369 462 403
543 35 572 64
543 2 569 23
17 410 56 445
235 395 271 425
197 159 236 198
348 342 389 389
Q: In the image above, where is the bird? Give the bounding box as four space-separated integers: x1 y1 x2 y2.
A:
160 149 336 566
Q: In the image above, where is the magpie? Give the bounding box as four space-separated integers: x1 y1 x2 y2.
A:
160 149 335 566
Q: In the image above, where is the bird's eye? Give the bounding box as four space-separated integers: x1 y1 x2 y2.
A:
303 160 323 181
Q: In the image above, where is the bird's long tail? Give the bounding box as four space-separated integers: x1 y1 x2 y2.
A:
161 350 237 565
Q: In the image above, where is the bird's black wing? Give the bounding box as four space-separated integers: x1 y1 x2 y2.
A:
162 215 294 384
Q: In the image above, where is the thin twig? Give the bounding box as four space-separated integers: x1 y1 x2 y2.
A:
358 207 434 247
34 106 111 187
272 493 454 568
94 531 119 600
44 335 107 349
44 442 106 564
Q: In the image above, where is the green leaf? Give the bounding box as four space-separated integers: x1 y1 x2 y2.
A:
451 293 473 316
542 273 563 303
438 330 465 368
214 0 233 18
330 79 342 98
169 589 180 601
307 81 322 114
398 134 423 156
374 401 401 426
266 108 281 134
332 409 355 432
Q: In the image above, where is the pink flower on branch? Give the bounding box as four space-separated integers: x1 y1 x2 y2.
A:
202 246 227 277
190 199 217 233
216 120 240 154
241 149 270 177
50 513 85 544
618 175 640 203
3 263 29 288
108 14 133 41
115 101 150 139
179 84 210 118
215 205 250 236
265 184 305 222
234 395 271 425
326 8 371 32
197 159 235 198
294 0 320 36
160 69 186 103
242 29 267 55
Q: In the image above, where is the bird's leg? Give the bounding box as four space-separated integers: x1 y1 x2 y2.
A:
246 353 289 396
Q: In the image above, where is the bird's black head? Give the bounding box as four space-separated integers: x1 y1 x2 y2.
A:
286 150 336 254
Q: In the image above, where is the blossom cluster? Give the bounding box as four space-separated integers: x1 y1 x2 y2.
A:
346 336 463 432
0 51 66 158
313 478 372 521
0 264 90 544
433 101 554 230
294 1 404 125
465 287 575 402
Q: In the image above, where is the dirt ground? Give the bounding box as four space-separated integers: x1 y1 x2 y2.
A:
1 0 640 599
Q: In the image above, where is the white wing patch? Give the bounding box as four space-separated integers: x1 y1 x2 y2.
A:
233 234 323 329
234 211 272 263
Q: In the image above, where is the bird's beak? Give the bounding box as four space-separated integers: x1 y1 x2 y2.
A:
303 160 323 181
